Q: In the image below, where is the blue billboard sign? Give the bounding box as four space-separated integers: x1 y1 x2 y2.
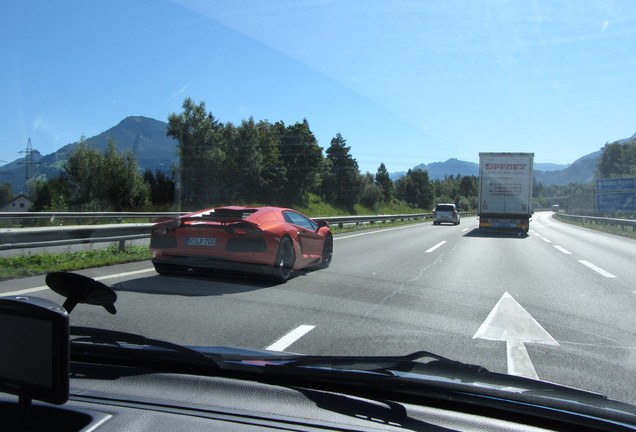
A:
595 192 636 213
595 178 635 191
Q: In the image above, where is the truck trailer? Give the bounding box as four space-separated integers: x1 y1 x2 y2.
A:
478 152 534 233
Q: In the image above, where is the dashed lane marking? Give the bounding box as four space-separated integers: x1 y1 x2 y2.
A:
553 245 572 255
266 325 315 351
578 260 616 278
425 241 447 253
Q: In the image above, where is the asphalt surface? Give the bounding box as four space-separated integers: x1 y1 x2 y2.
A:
1 211 635 404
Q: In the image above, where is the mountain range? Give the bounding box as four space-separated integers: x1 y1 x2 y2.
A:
389 151 603 185
2 116 178 194
2 116 632 195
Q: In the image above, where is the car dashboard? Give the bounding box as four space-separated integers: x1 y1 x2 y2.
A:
3 360 623 432
1 280 633 432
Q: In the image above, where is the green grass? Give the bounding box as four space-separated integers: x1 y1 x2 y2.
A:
0 244 151 281
296 196 423 218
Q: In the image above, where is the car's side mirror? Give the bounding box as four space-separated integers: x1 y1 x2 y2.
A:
316 220 329 229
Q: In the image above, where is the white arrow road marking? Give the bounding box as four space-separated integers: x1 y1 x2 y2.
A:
473 292 559 380
266 325 315 351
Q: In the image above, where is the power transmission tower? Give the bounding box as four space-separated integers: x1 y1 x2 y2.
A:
18 138 41 195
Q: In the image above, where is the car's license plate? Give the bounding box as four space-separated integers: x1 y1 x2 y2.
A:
185 237 217 246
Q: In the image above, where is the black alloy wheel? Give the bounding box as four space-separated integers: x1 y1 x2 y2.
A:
274 237 295 282
318 234 333 268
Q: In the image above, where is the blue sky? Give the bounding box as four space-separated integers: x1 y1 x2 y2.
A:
2 0 635 174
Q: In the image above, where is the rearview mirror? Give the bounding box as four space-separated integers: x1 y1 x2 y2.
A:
45 272 117 315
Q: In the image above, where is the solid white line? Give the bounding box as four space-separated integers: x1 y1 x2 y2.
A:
2 286 48 297
95 268 156 281
1 268 156 297
553 245 572 255
266 325 315 351
425 241 447 253
578 260 616 278
334 224 419 240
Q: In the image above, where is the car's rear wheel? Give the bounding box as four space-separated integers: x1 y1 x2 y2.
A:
274 237 295 282
318 234 333 268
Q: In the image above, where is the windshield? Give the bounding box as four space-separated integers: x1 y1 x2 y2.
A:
435 205 455 212
1 0 635 408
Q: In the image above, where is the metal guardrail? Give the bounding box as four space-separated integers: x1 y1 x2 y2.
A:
1 212 467 252
0 211 185 221
553 213 636 231
0 223 155 252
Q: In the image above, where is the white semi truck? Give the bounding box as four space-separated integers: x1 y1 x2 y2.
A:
478 152 534 233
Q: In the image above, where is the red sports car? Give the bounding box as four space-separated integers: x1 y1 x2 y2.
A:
150 206 333 281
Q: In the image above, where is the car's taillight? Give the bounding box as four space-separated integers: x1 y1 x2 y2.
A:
225 223 262 236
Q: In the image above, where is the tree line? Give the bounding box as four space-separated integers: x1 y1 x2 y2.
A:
8 98 634 215
597 138 636 179
4 98 634 214
6 97 479 213
164 98 479 211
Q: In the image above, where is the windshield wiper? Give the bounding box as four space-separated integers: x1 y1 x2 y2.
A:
271 350 488 377
70 326 221 369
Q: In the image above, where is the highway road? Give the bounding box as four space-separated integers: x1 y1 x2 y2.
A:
1 211 635 404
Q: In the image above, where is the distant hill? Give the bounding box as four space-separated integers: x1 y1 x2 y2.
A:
534 150 602 185
390 151 603 186
535 162 569 171
389 159 478 181
617 132 636 144
2 116 178 194
416 158 479 179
